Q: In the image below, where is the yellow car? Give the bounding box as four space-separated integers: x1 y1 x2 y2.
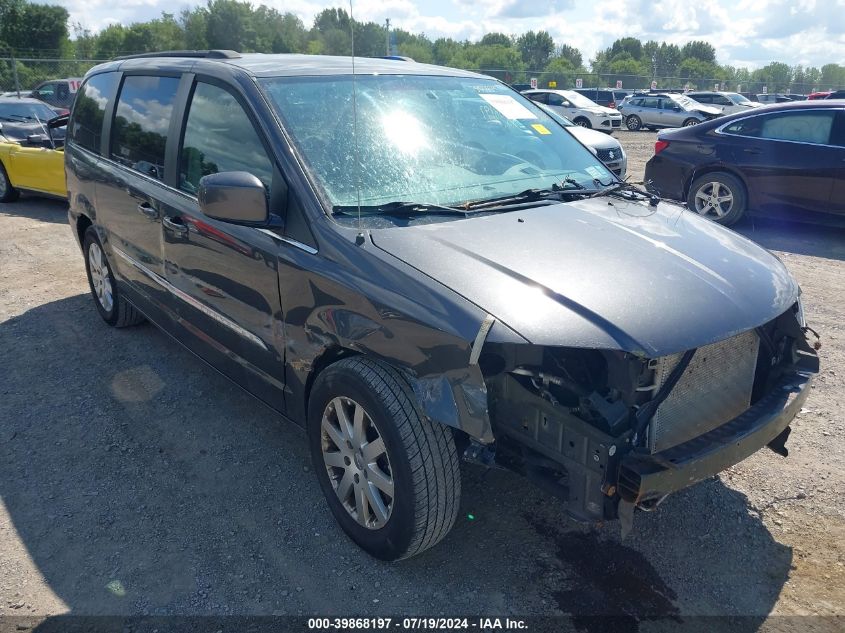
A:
0 98 67 202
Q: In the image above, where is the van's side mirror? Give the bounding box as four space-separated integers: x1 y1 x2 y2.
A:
198 172 269 225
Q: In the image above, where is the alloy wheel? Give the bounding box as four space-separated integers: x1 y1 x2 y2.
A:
320 396 394 529
87 242 114 312
693 181 734 218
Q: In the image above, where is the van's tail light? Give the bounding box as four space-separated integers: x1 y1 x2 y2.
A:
654 140 670 155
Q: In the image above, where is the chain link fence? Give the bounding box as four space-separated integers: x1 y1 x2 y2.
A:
0 57 107 95
475 69 843 97
2 57 842 98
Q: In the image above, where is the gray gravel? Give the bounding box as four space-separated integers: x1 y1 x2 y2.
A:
1 135 843 626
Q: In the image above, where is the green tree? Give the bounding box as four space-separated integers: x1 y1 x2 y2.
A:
751 61 792 92
642 41 681 78
471 44 525 82
681 40 716 64
479 32 512 48
180 7 208 49
516 30 554 71
678 58 723 86
820 63 845 89
553 44 582 70
94 24 126 58
609 37 643 62
543 56 576 87
313 8 351 34
352 21 385 57
204 0 255 51
1 0 69 54
432 37 461 66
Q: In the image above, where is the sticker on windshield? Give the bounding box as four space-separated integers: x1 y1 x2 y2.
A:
586 166 605 179
531 123 551 135
479 94 537 120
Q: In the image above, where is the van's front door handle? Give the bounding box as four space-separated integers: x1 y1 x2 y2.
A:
743 148 761 155
137 202 158 220
162 215 188 236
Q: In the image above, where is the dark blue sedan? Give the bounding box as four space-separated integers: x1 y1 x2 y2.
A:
644 100 845 225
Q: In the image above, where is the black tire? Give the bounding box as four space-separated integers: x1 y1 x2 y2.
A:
0 161 20 203
308 357 461 561
83 227 145 327
682 118 699 127
686 172 747 226
626 115 642 131
573 117 591 128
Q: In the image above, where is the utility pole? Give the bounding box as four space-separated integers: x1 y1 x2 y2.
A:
385 19 390 56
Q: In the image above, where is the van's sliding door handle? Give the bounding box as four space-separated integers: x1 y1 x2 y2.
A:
162 215 188 236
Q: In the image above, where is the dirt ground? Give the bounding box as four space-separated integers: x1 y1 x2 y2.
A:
1 134 843 630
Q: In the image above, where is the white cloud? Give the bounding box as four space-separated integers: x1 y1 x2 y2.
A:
494 0 575 19
52 0 845 69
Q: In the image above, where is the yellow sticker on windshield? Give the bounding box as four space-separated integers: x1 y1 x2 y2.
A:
531 123 552 135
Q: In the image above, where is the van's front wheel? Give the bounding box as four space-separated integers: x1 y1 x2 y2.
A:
308 357 461 560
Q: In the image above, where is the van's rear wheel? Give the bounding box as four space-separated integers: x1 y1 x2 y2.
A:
83 227 145 327
0 162 20 203
308 357 461 560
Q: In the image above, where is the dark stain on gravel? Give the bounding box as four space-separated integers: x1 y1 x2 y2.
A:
526 515 680 633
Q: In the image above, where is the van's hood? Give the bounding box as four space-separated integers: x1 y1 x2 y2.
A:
371 199 798 357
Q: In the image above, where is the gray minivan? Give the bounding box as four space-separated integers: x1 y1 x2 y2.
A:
65 51 818 560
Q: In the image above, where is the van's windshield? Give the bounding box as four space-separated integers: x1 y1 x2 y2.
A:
261 75 614 212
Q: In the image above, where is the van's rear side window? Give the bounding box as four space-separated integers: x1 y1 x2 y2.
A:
110 75 180 182
69 72 118 154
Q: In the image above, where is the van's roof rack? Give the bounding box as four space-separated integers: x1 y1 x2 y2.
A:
115 50 242 61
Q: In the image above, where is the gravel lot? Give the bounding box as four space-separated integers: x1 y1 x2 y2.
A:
1 133 844 629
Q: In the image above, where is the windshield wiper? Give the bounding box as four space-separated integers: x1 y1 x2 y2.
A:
460 179 594 211
589 179 661 205
332 201 468 217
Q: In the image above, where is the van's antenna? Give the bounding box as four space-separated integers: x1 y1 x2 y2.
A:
349 0 363 235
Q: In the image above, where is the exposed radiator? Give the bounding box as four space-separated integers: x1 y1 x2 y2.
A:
648 329 760 453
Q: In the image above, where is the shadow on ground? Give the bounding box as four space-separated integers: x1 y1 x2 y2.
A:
0 295 790 630
0 195 68 224
735 217 845 262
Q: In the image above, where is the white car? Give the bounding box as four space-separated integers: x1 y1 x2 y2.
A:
522 89 622 133
684 91 764 115
536 103 627 179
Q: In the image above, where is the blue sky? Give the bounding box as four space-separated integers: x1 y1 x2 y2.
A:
42 0 845 69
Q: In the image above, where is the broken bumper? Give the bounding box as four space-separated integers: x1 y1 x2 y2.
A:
617 358 817 505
